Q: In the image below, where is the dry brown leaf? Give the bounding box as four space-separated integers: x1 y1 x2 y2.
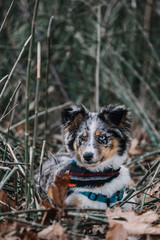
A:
0 190 16 212
55 172 70 202
48 184 62 207
38 222 67 240
47 172 70 208
106 207 160 236
0 222 40 240
39 199 53 209
0 222 15 239
23 231 40 240
146 182 160 207
128 138 143 155
106 221 128 240
41 208 59 225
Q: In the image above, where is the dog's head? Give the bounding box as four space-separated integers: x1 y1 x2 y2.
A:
62 105 131 170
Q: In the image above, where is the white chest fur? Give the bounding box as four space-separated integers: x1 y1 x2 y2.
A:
66 165 131 210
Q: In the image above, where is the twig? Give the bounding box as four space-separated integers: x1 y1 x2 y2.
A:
30 42 41 180
0 81 21 122
7 101 72 132
7 143 25 176
67 212 109 224
119 159 160 207
25 0 40 209
0 104 18 122
124 179 160 202
1 217 46 228
0 0 15 33
10 84 20 126
45 16 54 144
39 140 46 184
0 208 51 217
0 35 31 99
64 207 105 212
0 167 18 191
95 5 101 112
140 162 160 210
0 75 9 83
0 161 28 165
30 42 41 211
127 148 160 167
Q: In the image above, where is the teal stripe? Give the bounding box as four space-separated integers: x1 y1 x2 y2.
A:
80 188 124 204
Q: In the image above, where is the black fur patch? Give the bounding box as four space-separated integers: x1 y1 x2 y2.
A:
98 105 131 131
61 105 88 130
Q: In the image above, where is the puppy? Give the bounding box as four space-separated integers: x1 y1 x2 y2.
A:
38 104 132 210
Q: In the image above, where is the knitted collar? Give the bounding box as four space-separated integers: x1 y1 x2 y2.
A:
64 160 120 188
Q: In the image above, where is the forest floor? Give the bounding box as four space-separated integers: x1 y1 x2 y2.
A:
0 124 160 240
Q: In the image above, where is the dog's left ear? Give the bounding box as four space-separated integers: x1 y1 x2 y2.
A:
98 105 131 130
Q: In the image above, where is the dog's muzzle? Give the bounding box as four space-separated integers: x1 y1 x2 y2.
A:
83 152 93 163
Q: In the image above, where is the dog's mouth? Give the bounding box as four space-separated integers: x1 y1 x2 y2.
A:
80 157 104 167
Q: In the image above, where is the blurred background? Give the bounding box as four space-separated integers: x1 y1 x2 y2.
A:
0 0 160 154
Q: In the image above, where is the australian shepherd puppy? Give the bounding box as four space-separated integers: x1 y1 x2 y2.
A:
38 104 132 210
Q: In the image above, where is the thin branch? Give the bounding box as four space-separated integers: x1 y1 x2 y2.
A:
0 81 21 122
0 75 9 84
0 167 18 192
95 5 101 111
0 0 15 33
0 104 18 122
30 42 41 210
45 16 54 143
119 159 160 207
39 140 46 184
0 35 31 99
6 101 72 132
25 0 40 208
7 143 25 176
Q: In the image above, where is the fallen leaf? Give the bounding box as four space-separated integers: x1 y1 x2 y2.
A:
39 199 53 209
41 208 59 225
0 222 40 240
146 182 160 208
38 222 67 240
47 172 70 208
128 138 143 155
106 220 128 240
106 207 160 236
0 190 16 212
23 231 40 240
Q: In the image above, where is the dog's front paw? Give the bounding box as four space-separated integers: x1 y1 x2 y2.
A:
66 194 82 207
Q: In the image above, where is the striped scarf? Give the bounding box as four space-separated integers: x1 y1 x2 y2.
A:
64 160 120 188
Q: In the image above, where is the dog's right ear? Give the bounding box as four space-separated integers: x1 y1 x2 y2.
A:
61 105 88 131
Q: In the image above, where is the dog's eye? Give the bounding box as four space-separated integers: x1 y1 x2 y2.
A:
79 135 86 141
98 135 107 143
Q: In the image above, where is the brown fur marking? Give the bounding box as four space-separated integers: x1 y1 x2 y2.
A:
68 113 84 131
74 139 83 162
99 138 119 161
73 140 78 151
119 114 127 128
95 129 101 136
83 131 88 137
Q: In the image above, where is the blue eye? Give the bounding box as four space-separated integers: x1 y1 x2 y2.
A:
80 136 86 141
98 135 106 141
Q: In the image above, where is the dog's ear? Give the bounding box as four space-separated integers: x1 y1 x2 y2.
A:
61 105 88 131
98 105 131 130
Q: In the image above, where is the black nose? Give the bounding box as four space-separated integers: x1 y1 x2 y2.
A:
83 152 93 162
